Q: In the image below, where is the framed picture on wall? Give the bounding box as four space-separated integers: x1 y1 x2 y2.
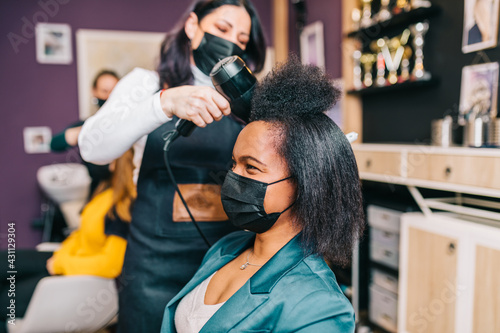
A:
35 23 72 64
76 29 165 119
462 0 500 53
300 21 325 70
459 62 499 121
23 126 52 154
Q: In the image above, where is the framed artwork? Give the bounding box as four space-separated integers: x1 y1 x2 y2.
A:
76 29 165 119
300 21 325 69
462 0 500 53
35 23 72 64
459 62 499 121
23 126 52 154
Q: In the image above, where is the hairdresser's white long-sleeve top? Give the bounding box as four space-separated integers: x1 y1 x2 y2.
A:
79 66 215 183
79 68 170 183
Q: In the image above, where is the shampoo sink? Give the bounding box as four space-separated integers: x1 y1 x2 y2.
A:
37 163 91 204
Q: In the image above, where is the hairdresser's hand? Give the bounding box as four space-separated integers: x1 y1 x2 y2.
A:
64 126 82 147
160 86 231 127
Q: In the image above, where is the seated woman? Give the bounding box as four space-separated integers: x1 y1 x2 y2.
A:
0 148 135 332
160 57 365 333
46 147 136 277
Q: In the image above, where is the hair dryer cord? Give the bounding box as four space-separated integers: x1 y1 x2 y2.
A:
162 130 212 248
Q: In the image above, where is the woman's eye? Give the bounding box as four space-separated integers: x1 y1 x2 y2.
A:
217 26 228 33
246 164 258 171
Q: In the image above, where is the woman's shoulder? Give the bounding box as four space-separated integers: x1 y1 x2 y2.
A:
275 254 351 306
89 187 114 205
264 255 354 331
115 67 159 91
126 67 158 78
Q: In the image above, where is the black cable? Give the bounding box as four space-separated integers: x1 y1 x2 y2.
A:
162 130 212 248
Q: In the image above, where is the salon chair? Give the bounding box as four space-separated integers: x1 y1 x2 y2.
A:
7 275 118 333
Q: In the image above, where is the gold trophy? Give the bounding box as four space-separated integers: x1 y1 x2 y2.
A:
360 53 376 87
400 46 413 82
377 0 392 22
353 50 363 90
360 0 374 28
371 39 387 87
394 0 411 14
411 21 431 80
351 8 361 31
381 29 410 84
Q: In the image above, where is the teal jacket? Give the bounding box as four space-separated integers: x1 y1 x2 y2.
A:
160 231 355 332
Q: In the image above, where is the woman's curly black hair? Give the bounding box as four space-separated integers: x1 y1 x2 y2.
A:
250 56 365 267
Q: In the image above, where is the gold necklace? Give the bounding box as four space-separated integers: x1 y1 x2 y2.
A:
240 250 263 270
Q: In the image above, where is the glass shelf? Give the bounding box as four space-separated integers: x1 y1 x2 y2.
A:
346 6 441 40
346 77 440 96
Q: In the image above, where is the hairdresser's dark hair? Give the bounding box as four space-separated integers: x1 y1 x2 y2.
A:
157 0 266 89
250 56 365 267
92 70 119 88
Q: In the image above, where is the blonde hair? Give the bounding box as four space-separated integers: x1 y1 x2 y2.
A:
93 148 136 222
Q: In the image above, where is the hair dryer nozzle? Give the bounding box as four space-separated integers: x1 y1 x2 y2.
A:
210 56 256 123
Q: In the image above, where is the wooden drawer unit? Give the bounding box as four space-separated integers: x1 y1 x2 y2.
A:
354 150 401 177
406 153 500 190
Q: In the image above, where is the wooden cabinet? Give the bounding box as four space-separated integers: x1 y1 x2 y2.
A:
399 213 500 333
406 153 500 190
404 227 458 333
351 144 500 332
352 144 500 194
472 245 500 332
354 150 402 176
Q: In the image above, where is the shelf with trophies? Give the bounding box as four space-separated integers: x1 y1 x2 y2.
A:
346 0 441 95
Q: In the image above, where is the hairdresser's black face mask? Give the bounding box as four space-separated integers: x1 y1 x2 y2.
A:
221 170 293 233
193 31 245 76
96 98 107 108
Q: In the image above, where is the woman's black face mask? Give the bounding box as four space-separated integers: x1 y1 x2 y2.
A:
221 170 293 233
193 32 245 76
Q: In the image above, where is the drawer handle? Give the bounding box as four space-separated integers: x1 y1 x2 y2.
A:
448 242 455 254
366 159 372 168
445 166 452 177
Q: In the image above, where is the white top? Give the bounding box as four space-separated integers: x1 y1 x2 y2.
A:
78 65 214 184
174 272 225 333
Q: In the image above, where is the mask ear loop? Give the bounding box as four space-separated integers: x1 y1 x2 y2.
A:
267 176 296 215
279 201 295 214
267 175 293 186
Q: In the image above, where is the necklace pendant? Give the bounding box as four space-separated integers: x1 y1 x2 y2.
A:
240 263 248 270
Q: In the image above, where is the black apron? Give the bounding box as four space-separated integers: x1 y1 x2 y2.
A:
117 116 242 332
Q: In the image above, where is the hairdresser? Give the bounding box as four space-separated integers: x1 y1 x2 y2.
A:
78 1 266 332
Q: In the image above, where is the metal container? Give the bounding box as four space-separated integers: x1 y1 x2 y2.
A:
463 116 490 147
431 116 453 147
488 118 500 147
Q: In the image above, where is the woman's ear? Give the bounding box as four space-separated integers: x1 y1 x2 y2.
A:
184 12 199 40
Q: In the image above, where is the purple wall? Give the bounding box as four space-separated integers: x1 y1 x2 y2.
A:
0 0 271 249
289 0 342 79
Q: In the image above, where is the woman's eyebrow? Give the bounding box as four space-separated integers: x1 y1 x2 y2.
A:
218 19 250 37
240 155 267 167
